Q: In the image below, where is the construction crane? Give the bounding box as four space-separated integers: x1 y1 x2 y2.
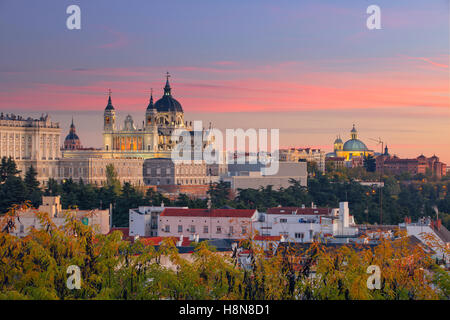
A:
369 137 384 225
369 137 384 155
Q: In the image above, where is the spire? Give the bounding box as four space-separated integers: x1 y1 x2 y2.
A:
69 117 76 134
350 124 357 139
164 72 171 96
147 88 156 110
105 89 115 110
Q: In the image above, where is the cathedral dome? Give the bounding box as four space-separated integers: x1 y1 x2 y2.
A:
154 95 183 112
334 137 343 144
64 118 82 150
343 139 368 151
154 73 183 113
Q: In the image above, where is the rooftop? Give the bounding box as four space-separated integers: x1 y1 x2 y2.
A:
161 208 257 218
266 207 332 215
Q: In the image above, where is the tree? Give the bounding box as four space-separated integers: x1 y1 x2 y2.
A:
106 164 121 194
207 181 231 208
0 156 21 182
363 154 377 172
114 183 146 227
0 176 27 213
145 188 171 206
24 165 42 208
306 160 319 177
45 178 61 196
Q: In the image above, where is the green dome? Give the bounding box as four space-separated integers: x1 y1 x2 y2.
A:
343 139 368 151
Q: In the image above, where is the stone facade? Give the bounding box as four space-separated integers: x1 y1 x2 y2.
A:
279 148 326 172
143 158 209 186
0 113 61 185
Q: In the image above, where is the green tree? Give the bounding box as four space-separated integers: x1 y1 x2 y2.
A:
114 183 146 227
24 165 42 208
363 154 377 172
106 164 121 194
207 181 231 208
0 156 21 182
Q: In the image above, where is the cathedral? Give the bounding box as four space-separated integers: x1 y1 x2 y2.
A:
326 125 374 160
102 73 194 157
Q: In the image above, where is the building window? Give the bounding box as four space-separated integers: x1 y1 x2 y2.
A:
242 227 247 234
216 226 222 234
203 226 208 234
295 233 304 239
280 218 287 223
164 225 170 233
189 225 196 233
178 225 182 233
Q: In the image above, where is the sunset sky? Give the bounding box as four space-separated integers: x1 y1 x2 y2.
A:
0 1 449 162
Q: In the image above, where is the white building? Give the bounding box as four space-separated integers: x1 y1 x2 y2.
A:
222 161 307 191
0 113 61 185
129 204 188 237
400 218 450 264
254 202 358 243
8 196 110 237
159 208 259 240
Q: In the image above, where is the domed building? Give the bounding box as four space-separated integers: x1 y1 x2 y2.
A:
326 125 374 160
102 73 202 155
64 118 82 150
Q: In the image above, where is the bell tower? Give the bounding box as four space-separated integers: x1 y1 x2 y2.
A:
103 89 115 151
104 89 116 131
145 89 156 130
350 124 358 140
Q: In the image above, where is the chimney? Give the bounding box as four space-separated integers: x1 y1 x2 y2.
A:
339 202 349 228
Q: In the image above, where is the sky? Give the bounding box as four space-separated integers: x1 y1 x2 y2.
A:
0 0 449 162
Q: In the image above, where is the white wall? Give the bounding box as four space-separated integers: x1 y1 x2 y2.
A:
159 212 258 240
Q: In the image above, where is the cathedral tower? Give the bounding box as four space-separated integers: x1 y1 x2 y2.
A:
103 90 116 151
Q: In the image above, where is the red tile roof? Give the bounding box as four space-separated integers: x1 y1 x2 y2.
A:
266 207 332 215
161 208 257 218
138 236 193 247
254 235 282 241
